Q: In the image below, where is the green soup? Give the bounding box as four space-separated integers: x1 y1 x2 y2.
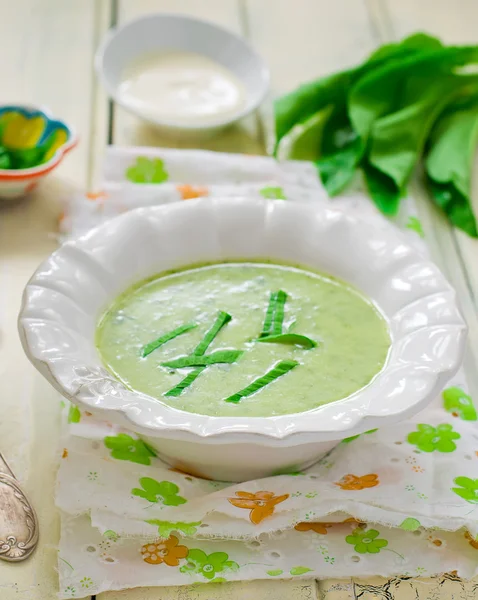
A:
96 262 390 417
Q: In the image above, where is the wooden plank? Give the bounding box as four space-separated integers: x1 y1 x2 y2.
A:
0 1 111 598
98 579 319 600
112 0 263 154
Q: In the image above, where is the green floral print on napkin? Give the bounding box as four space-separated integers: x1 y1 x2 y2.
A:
179 549 239 580
407 423 460 453
443 387 477 421
345 527 388 554
146 519 200 538
126 157 168 184
406 216 425 237
132 478 187 506
80 577 93 589
399 518 421 531
290 566 313 575
452 477 478 503
67 405 81 424
104 434 156 465
260 186 286 200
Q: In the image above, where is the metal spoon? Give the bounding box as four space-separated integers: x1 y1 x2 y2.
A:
0 451 39 561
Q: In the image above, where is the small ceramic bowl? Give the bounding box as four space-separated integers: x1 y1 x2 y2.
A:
0 105 77 199
18 198 466 481
95 13 270 138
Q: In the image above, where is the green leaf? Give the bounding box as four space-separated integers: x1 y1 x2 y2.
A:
426 180 478 237
316 133 362 196
142 323 197 357
257 333 317 349
425 103 478 237
224 360 298 403
274 32 441 154
349 46 478 142
367 75 478 193
290 566 313 576
161 349 243 369
267 569 284 576
362 162 401 215
67 405 81 424
276 105 334 161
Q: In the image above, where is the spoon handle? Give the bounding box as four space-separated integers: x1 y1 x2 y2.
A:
0 452 39 561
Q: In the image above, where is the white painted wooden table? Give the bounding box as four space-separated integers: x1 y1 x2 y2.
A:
1 1 478 598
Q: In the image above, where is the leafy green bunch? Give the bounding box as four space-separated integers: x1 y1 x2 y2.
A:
274 33 478 237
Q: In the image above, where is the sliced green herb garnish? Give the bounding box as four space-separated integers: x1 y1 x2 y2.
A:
260 291 278 337
272 290 287 335
165 367 205 397
224 360 299 404
142 323 197 358
162 349 243 369
259 290 287 337
257 333 317 349
193 311 232 356
164 311 234 397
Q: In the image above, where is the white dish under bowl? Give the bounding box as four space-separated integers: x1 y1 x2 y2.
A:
19 198 466 481
95 13 269 138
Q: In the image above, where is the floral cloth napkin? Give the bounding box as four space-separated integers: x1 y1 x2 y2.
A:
56 147 478 599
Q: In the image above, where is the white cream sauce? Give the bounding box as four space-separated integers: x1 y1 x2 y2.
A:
118 51 247 125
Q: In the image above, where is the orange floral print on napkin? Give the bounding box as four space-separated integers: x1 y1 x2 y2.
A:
140 535 188 566
294 522 334 534
177 184 208 200
228 491 289 524
86 190 108 201
335 473 379 491
62 448 68 459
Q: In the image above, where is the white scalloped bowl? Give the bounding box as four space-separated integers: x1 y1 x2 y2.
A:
19 198 466 481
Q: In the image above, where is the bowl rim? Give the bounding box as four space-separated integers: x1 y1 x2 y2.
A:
18 198 467 444
94 12 270 130
0 105 78 180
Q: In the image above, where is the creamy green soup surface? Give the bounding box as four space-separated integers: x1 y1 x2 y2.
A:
96 262 390 417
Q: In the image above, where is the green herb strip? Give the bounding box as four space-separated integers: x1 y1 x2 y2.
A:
272 290 287 335
260 291 278 337
224 360 299 404
164 367 205 397
142 323 197 357
193 311 232 356
257 333 317 349
164 311 233 397
260 290 288 337
162 349 243 369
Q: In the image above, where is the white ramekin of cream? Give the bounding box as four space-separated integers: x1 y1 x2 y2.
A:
95 13 270 138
